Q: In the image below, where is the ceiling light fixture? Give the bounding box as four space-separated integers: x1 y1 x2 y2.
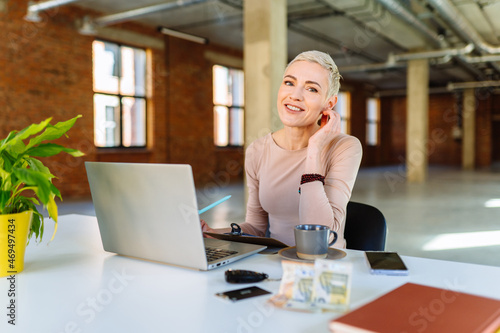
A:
24 8 42 22
158 26 208 45
78 15 97 36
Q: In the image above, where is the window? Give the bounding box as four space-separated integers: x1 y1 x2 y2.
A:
335 92 351 134
213 65 244 147
366 97 380 146
92 40 147 148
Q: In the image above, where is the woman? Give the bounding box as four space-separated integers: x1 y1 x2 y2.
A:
203 50 362 248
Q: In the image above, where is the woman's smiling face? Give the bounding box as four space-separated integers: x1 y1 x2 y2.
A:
277 60 335 128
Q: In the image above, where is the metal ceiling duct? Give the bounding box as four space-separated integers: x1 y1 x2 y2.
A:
376 0 447 48
27 0 80 12
426 0 500 54
341 44 474 73
25 0 81 22
340 61 406 73
370 0 494 79
447 80 500 90
94 0 212 27
391 43 474 62
461 54 500 64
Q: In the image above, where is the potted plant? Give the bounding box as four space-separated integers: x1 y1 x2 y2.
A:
0 115 84 277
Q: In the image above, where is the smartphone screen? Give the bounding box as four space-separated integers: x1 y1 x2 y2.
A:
365 251 409 276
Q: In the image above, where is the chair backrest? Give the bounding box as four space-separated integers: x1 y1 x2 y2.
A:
344 201 387 251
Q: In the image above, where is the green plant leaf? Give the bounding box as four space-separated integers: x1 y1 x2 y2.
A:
0 130 18 147
26 157 53 177
0 166 10 185
0 118 52 154
12 168 52 204
28 211 44 244
0 151 15 173
14 195 40 207
66 148 85 157
25 143 84 157
26 115 82 150
47 194 58 223
15 118 52 141
48 181 61 200
5 139 27 160
0 190 10 213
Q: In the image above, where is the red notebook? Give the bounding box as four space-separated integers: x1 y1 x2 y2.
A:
329 283 500 333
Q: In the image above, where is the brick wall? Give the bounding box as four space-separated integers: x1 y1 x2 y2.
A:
377 91 495 168
1 0 244 200
381 96 407 165
1 2 96 198
476 89 493 168
492 94 500 163
427 93 461 166
163 37 245 187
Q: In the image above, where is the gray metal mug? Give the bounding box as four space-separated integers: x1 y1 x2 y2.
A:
294 224 338 260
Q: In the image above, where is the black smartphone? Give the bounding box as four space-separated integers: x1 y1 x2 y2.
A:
215 286 271 302
365 251 409 276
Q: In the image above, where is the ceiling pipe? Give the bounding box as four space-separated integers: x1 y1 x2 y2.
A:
377 0 484 79
93 0 212 27
376 0 447 48
322 0 407 53
340 61 406 73
372 0 489 79
375 86 449 97
288 22 383 63
460 54 500 64
391 43 474 62
341 44 474 73
427 0 500 75
25 0 81 22
447 80 500 90
474 0 500 44
27 0 80 12
426 0 500 54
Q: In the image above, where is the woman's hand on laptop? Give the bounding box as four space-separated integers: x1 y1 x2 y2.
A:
201 219 217 238
200 220 232 238
201 219 213 232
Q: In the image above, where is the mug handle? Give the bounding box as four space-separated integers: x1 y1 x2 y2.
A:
328 230 338 246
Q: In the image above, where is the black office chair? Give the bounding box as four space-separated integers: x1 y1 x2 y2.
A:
344 201 387 251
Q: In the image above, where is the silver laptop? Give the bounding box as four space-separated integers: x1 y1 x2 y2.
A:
85 162 266 270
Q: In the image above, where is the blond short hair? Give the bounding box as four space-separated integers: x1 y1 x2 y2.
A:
285 50 341 99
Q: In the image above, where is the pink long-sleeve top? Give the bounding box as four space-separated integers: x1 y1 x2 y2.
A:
239 132 362 248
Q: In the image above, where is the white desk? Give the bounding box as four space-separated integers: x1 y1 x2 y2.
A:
2 214 500 333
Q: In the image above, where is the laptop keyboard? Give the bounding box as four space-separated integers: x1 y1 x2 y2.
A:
205 247 238 262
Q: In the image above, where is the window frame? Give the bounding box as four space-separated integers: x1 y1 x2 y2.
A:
92 39 148 149
212 64 245 148
366 97 381 146
335 91 351 134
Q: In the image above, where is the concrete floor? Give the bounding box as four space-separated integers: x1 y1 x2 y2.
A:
54 165 500 267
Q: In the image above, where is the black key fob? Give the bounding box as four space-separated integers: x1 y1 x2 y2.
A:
225 269 269 284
